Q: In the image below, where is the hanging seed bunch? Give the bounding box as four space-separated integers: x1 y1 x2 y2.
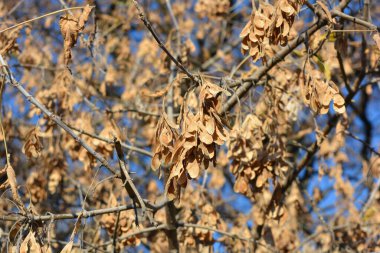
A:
269 0 305 45
151 115 179 172
300 62 346 114
228 115 269 197
26 172 47 204
228 93 292 198
240 0 305 62
195 0 230 18
240 3 274 62
157 80 230 201
100 194 141 248
176 186 226 250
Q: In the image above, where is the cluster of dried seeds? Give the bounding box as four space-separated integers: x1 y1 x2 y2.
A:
165 81 229 201
151 80 229 201
228 114 281 197
269 0 304 45
228 80 294 198
177 185 225 251
240 3 274 62
100 194 141 247
300 63 346 114
240 0 304 62
22 127 43 159
151 114 178 172
195 0 230 18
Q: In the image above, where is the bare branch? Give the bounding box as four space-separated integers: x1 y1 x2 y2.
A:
131 0 199 85
0 55 118 176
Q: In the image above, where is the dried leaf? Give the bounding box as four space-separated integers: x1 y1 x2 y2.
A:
333 93 346 114
59 5 94 65
22 128 43 158
6 164 23 207
187 156 200 179
372 32 380 50
60 241 74 253
20 231 42 253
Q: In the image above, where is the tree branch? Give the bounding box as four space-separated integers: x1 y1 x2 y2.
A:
331 10 379 32
131 0 199 85
0 55 118 176
221 0 352 114
67 124 153 157
114 138 154 224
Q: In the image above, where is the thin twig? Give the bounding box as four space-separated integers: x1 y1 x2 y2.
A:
331 29 376 32
0 56 118 176
360 178 380 218
6 0 25 17
295 222 380 252
331 10 379 32
0 200 166 222
108 107 165 117
67 124 153 157
345 131 380 157
0 6 93 34
0 204 134 222
112 211 121 252
179 223 277 252
201 39 241 70
101 224 168 247
131 0 199 85
221 0 355 114
114 138 154 225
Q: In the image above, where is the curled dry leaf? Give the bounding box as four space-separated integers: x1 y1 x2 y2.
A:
6 164 23 208
22 127 43 158
371 32 380 51
0 26 21 55
20 231 43 253
59 5 94 65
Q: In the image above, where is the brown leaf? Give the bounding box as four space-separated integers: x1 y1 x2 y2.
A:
59 5 93 65
22 128 43 158
234 176 248 194
6 164 23 208
333 93 346 114
78 5 94 30
187 156 200 179
373 33 380 50
60 241 74 253
205 116 215 135
20 231 42 253
199 129 213 145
